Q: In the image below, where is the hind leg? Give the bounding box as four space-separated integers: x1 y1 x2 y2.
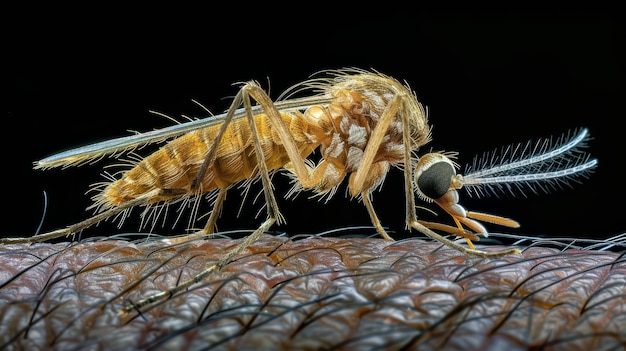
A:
0 188 187 245
122 81 290 313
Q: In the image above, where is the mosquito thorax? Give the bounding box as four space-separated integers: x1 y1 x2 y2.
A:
414 153 456 200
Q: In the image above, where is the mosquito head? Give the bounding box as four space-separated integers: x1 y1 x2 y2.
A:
414 153 462 202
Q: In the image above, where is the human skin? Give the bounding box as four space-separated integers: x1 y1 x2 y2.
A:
1 233 625 350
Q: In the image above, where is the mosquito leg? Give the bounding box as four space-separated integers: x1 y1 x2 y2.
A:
201 187 228 234
243 83 317 189
240 86 282 225
333 94 403 240
350 95 402 196
191 82 285 233
239 81 404 237
0 188 186 245
161 187 230 245
190 90 246 192
390 97 520 258
417 220 480 243
418 217 480 250
123 83 286 313
406 178 519 257
121 216 275 315
362 192 393 240
451 217 477 250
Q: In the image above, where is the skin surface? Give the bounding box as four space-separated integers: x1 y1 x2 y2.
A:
1 233 625 350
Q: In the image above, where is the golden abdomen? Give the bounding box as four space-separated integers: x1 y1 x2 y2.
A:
100 112 316 208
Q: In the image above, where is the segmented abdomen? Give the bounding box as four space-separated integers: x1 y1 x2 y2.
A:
98 112 316 208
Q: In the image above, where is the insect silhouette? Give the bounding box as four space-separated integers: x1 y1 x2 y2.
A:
2 68 597 312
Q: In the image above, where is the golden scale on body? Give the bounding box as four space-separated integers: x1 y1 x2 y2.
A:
2 68 598 313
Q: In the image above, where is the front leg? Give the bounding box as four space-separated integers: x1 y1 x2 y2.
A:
396 107 521 258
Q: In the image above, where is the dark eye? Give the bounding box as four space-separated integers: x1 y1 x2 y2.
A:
416 161 455 199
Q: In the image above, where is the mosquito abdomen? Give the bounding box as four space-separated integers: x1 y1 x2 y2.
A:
97 112 317 209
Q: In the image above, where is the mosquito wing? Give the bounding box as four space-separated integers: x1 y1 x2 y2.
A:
34 95 331 170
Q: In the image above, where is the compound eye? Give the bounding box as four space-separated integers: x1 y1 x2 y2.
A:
415 154 456 200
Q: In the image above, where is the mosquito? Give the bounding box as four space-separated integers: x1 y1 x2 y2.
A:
2 68 597 313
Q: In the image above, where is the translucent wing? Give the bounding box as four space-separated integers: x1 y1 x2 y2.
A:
35 95 331 170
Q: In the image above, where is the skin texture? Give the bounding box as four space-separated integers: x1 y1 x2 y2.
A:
1 233 625 350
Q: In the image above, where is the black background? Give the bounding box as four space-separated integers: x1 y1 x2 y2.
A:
4 9 624 243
